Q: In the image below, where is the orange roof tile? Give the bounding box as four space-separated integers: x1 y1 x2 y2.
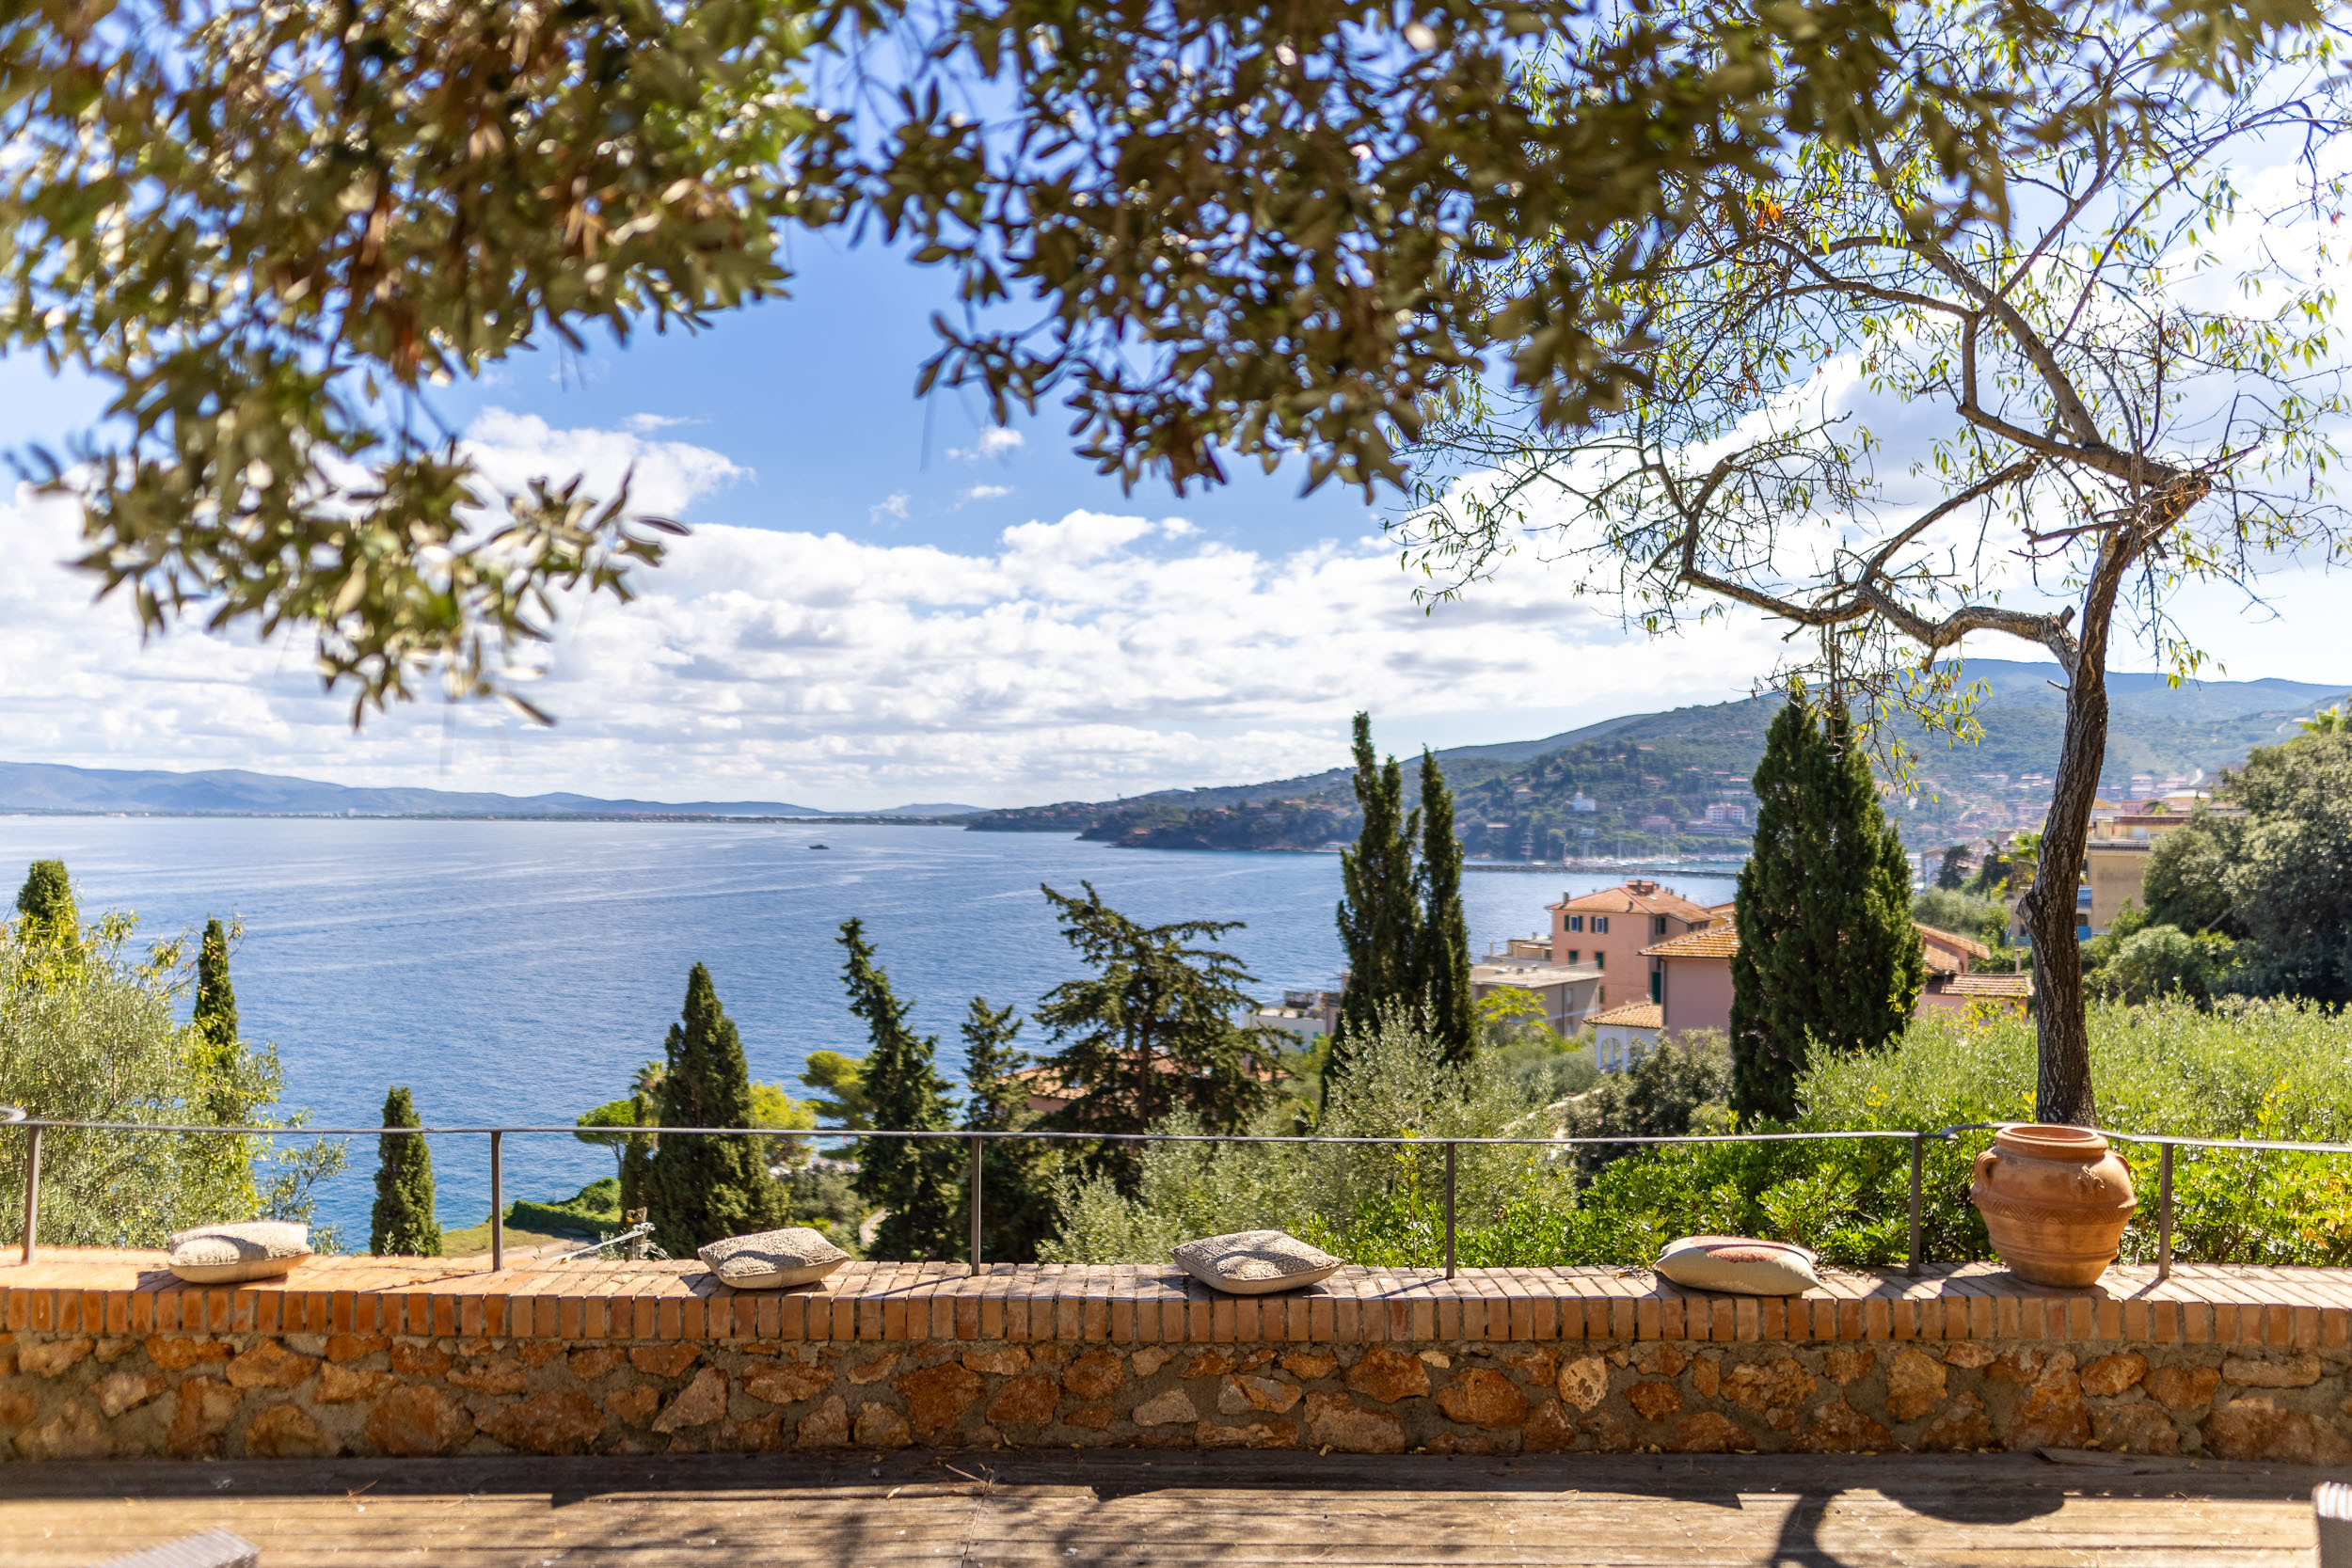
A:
1642 922 1740 959
1943 973 2033 998
1550 881 1716 922
1587 1000 1664 1029
1916 924 1994 960
1642 917 1985 970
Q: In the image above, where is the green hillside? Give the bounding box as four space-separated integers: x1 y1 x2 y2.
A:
966 661 2349 859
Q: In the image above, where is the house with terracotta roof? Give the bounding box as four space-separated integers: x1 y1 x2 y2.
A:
1546 879 1720 1019
1587 1000 1663 1072
1641 914 2026 1038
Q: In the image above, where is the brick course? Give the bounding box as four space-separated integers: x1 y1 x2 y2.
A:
1 1252 2347 1462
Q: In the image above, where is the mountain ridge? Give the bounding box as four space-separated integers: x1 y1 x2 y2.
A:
966 660 2351 856
0 761 978 820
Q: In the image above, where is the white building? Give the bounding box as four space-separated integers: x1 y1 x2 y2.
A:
1587 1000 1663 1072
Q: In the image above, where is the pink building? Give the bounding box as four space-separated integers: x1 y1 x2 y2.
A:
1642 917 2025 1038
1547 879 1720 1013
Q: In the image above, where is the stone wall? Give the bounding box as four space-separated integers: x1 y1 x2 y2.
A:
4 1329 2347 1464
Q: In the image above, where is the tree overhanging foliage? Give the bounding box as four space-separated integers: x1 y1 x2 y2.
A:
1400 0 2352 1121
0 0 2324 721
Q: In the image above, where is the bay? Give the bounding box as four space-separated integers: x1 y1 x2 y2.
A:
0 816 1733 1240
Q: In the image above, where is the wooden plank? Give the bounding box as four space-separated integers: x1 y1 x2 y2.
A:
0 1451 2316 1568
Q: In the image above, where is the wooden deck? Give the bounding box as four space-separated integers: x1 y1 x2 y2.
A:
0 1449 2325 1565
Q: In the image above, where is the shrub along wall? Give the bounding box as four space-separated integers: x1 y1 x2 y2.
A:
0 1255 2346 1465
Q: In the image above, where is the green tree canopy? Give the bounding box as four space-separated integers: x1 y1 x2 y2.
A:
1035 882 1275 1193
0 0 2315 724
837 919 962 1261
371 1085 441 1257
1730 698 1924 1122
2223 731 2352 1004
1 897 342 1250
2142 821 2245 938
644 963 787 1254
801 1050 873 1129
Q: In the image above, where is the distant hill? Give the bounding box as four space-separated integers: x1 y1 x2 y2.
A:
966 660 2351 857
0 761 977 820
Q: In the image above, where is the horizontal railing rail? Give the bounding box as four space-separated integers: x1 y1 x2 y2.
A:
2 1106 2345 1282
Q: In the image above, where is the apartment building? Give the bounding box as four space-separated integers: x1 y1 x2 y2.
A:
1641 915 2026 1037
1548 879 1721 1012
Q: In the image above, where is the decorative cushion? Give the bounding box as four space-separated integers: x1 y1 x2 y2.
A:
1170 1229 1342 1295
697 1227 850 1290
167 1221 312 1285
1654 1234 1820 1296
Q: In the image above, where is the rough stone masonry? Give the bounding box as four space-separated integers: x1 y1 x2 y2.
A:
2 1326 2348 1463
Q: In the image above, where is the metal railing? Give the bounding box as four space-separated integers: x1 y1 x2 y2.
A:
1 1105 2345 1281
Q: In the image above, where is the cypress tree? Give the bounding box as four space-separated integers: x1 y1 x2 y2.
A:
644 964 786 1254
14 859 80 959
1332 713 1420 1082
193 917 240 1050
961 995 1057 1263
1731 698 1926 1122
189 917 258 1211
838 921 961 1259
371 1085 442 1256
1414 748 1474 1064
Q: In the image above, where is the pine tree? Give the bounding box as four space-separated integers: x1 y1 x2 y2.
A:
960 996 1058 1263
1332 713 1420 1083
371 1085 442 1256
1730 698 1926 1122
837 921 961 1260
1036 882 1273 1193
618 1083 657 1220
644 964 787 1254
1414 748 1475 1065
13 859 79 959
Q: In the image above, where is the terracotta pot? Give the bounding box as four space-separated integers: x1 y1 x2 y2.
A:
1968 1124 2137 1287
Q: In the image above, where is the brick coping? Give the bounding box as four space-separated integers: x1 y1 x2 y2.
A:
3 1252 2346 1351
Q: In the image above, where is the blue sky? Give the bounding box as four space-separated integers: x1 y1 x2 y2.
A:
2 237 2347 811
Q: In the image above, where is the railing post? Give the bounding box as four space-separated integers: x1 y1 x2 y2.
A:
1906 1132 1925 1276
968 1134 984 1276
488 1131 504 1273
20 1124 40 1266
1443 1140 1457 1281
2157 1141 2174 1280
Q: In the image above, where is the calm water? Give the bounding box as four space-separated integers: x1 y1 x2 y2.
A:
0 817 1733 1238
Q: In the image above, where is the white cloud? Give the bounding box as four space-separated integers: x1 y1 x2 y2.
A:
868 491 911 524
956 483 1011 506
9 411 2334 813
946 427 1023 462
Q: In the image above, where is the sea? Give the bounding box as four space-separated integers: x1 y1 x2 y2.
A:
0 817 1735 1240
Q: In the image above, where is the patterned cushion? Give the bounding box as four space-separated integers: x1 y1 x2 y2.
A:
1170 1229 1342 1295
167 1221 312 1285
1654 1234 1821 1296
697 1227 850 1290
